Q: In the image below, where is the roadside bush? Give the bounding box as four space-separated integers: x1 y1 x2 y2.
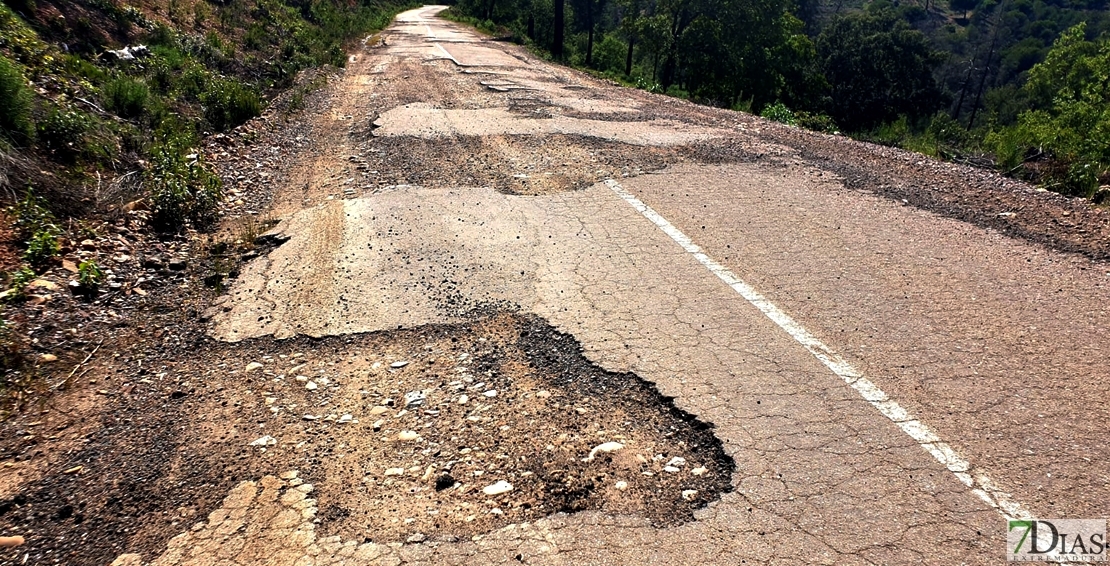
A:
37 108 92 162
201 78 261 131
795 111 837 133
102 77 150 119
0 55 33 146
147 135 222 231
10 189 52 239
77 259 104 290
23 225 60 266
761 102 797 126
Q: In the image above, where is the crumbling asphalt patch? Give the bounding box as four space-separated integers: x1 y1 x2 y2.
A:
0 312 733 563
232 311 734 544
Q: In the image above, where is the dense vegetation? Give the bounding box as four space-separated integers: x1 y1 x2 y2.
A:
0 0 408 231
449 0 1110 198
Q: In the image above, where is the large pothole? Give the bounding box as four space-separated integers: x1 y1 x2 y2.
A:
224 312 734 543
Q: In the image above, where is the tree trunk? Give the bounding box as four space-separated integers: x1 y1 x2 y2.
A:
585 2 595 67
625 35 635 76
553 0 564 59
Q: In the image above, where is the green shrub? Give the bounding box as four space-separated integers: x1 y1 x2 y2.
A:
147 134 223 232
761 101 797 126
23 225 60 266
37 108 92 161
10 189 52 239
795 111 838 133
0 55 33 146
102 77 150 119
77 259 104 289
202 78 261 131
7 265 35 299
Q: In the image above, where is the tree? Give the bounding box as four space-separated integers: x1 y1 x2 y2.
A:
987 23 1110 196
950 0 977 20
816 9 944 131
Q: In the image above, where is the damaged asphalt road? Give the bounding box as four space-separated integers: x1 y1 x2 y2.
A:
2 5 1110 565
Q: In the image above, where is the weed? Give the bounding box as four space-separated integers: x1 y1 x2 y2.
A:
7 265 35 298
202 78 261 132
0 55 33 146
147 134 222 232
37 108 92 162
77 259 104 290
761 101 798 126
11 188 52 239
102 77 150 119
23 225 60 266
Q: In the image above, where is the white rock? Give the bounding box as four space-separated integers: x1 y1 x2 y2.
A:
397 430 420 441
691 467 708 476
249 435 276 447
303 415 319 421
681 489 698 501
384 467 405 476
614 480 628 491
483 390 498 398
583 441 625 462
390 361 410 369
665 456 686 468
305 381 318 390
245 362 264 372
338 414 353 424
458 395 469 404
663 466 681 473
482 481 513 496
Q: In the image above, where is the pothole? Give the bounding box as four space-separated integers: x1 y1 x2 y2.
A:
225 312 734 543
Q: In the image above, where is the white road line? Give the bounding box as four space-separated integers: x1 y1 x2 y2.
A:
605 178 1032 522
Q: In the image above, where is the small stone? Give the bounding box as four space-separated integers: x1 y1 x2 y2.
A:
390 361 409 369
80 239 97 250
535 390 551 398
295 375 309 382
384 468 405 476
691 467 708 476
245 362 264 372
249 435 277 447
483 390 498 398
305 381 318 391
681 489 698 501
665 456 686 468
369 406 389 415
614 481 628 491
280 471 299 480
663 466 681 473
584 441 625 462
168 258 188 271
403 390 425 408
372 419 385 431
303 415 319 421
482 480 513 496
406 533 426 544
40 354 58 363
337 414 353 424
397 430 420 441
489 508 504 515
435 473 456 491
457 395 469 404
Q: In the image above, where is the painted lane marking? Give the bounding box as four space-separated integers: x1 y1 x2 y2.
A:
604 178 1031 522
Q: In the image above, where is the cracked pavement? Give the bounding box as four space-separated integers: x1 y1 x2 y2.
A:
90 5 1110 565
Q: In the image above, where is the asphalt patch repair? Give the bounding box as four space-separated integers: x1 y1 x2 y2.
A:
0 312 733 564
